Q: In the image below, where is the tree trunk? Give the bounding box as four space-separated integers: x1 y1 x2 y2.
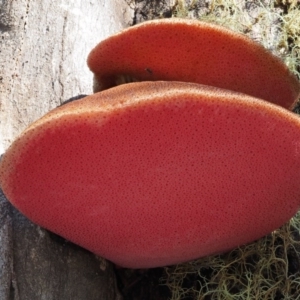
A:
0 1 133 299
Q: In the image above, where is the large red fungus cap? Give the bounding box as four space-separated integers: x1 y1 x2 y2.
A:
87 18 300 109
1 81 300 268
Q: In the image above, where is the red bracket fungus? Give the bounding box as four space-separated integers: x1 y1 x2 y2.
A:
87 18 300 109
1 19 300 269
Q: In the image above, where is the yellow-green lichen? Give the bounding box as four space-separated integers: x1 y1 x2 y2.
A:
162 212 300 299
173 0 300 79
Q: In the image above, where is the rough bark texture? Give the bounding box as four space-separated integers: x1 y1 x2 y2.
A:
0 0 133 154
0 1 133 299
0 187 123 300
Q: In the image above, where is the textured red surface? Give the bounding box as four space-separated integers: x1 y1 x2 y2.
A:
1 82 300 268
87 19 300 109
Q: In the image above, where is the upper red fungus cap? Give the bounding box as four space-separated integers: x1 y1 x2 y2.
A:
87 18 300 109
1 81 300 268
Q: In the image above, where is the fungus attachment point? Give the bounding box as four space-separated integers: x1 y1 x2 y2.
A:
87 18 300 109
1 81 300 268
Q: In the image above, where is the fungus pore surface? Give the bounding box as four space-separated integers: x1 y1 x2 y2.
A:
87 18 300 109
1 81 300 268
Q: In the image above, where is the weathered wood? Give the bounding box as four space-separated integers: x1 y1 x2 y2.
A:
0 1 133 299
0 0 133 154
0 187 123 300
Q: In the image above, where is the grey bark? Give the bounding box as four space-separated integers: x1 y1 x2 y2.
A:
0 1 133 299
0 187 121 300
0 0 133 154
